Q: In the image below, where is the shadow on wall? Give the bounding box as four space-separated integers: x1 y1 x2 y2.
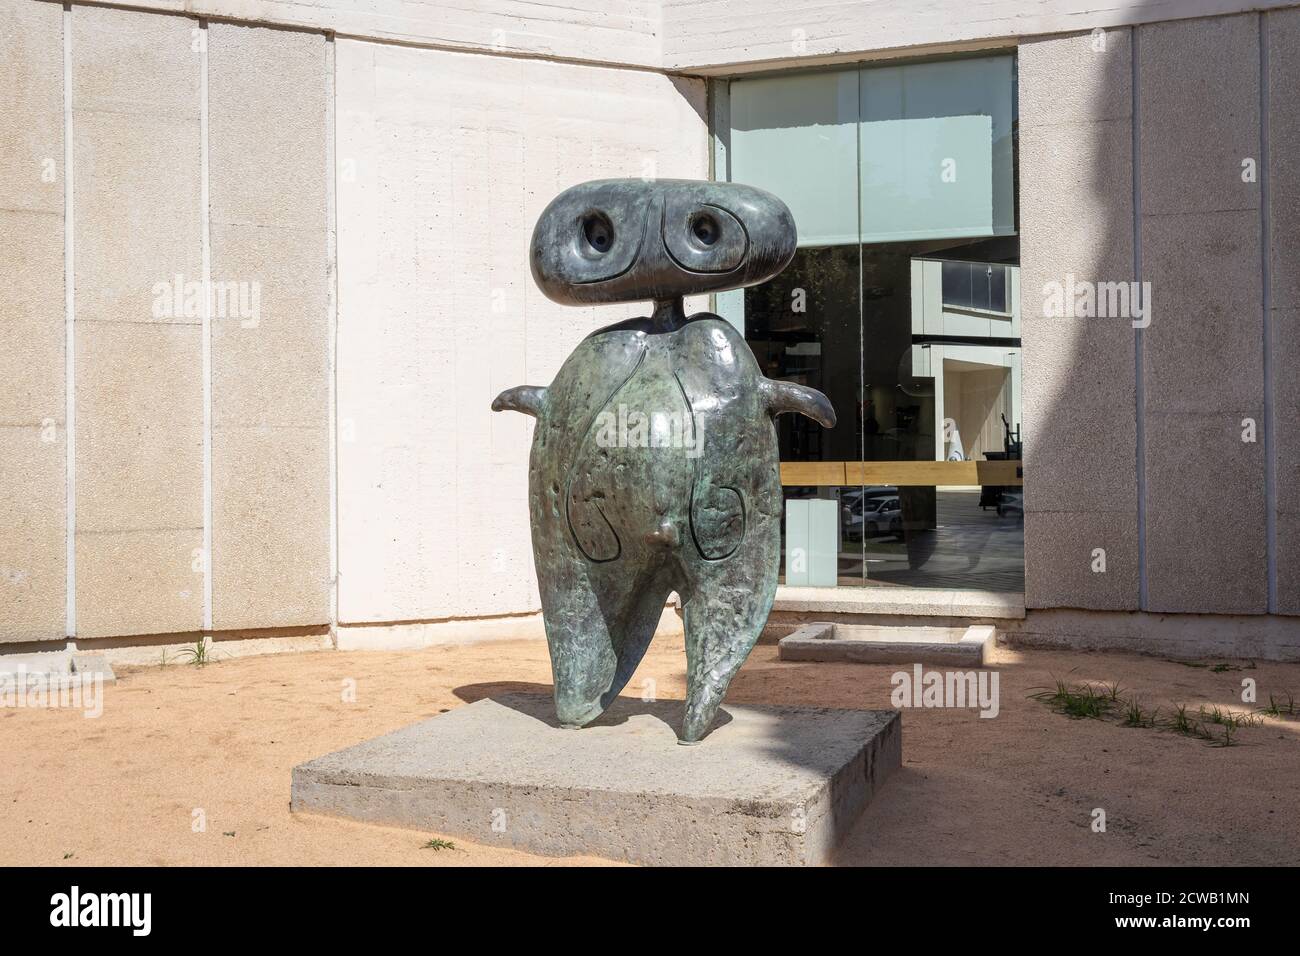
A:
1019 0 1263 616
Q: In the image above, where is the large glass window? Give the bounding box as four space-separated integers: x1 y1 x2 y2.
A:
718 54 1024 592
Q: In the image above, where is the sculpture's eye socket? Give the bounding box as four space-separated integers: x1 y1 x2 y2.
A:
581 212 614 255
691 213 719 247
663 199 747 274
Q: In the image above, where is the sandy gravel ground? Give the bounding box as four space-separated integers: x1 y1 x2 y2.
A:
3 634 1299 866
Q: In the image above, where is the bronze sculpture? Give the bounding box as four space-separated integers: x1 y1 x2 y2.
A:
492 179 835 743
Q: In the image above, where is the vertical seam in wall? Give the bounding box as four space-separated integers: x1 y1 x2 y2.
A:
326 31 340 644
200 17 213 634
1131 25 1147 611
1260 11 1276 613
856 67 866 569
62 3 75 640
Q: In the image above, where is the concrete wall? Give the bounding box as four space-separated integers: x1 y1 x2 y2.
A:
0 0 64 642
1271 8 1300 614
661 0 1300 72
1 0 1297 650
208 22 331 630
1020 11 1298 617
68 0 662 68
72 6 205 639
334 39 707 626
0 0 707 645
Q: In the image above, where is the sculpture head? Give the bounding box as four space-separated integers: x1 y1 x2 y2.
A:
529 178 797 306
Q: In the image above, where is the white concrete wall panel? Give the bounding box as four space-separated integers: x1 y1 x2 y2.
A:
1269 8 1300 613
335 40 706 623
0 0 65 642
662 0 1300 71
72 6 205 638
208 22 331 630
73 0 662 68
1018 29 1139 610
1138 15 1267 614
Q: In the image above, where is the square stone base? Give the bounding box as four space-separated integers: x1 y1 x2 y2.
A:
291 693 901 866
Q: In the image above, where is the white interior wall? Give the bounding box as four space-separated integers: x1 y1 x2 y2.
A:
334 39 707 625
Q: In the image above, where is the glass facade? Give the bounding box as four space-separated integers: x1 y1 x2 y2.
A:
718 54 1024 592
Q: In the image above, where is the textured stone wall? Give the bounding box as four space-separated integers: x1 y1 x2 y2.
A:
1 0 1296 646
1021 12 1298 616
333 39 707 625
0 0 64 642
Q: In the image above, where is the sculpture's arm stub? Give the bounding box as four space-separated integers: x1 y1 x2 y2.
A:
760 379 836 428
491 385 548 418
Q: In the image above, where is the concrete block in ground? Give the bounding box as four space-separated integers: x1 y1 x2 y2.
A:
69 652 116 683
772 585 1024 619
292 693 901 866
778 622 994 666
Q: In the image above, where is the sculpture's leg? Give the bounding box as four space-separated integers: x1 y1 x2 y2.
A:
543 560 673 727
679 522 780 743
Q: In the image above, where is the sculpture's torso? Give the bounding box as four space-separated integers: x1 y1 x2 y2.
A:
528 315 781 581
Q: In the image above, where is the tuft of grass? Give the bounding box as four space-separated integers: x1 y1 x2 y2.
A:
1028 678 1115 720
1122 698 1158 728
1260 693 1297 718
1032 675 1269 748
421 838 457 851
176 639 214 667
1210 661 1255 673
1199 706 1261 730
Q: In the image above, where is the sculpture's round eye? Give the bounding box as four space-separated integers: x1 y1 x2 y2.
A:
581 213 614 254
691 213 719 246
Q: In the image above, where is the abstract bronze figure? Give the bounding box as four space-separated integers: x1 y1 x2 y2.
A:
492 179 834 743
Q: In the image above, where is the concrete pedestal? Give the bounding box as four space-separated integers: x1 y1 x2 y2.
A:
291 693 901 866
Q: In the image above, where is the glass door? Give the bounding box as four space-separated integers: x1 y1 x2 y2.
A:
718 53 1024 591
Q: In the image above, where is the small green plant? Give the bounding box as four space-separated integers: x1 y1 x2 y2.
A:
158 649 171 668
1167 704 1214 741
176 639 214 667
1199 706 1260 730
1122 698 1157 728
1260 693 1297 718
421 838 457 851
1210 661 1255 673
1028 678 1114 720
1032 675 1267 747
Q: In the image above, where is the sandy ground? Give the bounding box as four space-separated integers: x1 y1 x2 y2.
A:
3 634 1299 866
